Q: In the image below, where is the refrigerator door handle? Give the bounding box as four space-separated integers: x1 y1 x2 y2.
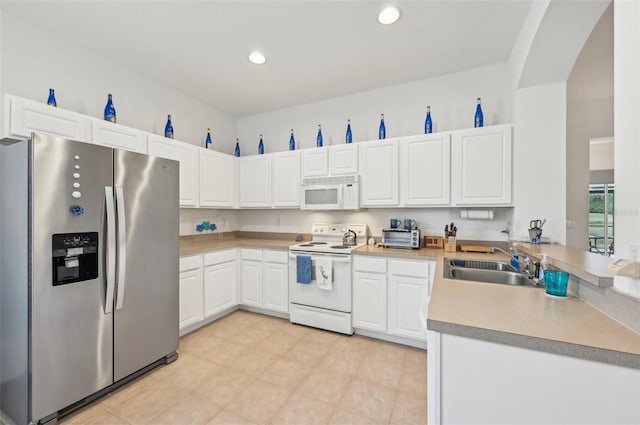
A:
115 186 127 310
104 186 116 314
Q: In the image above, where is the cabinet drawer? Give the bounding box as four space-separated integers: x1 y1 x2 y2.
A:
204 249 237 266
263 250 288 264
180 255 202 272
240 248 263 261
353 256 386 273
389 260 430 278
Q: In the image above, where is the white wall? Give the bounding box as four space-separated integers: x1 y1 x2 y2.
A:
512 83 567 244
236 63 513 155
613 1 640 299
0 9 237 154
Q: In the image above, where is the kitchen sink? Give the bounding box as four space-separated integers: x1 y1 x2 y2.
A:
444 258 538 287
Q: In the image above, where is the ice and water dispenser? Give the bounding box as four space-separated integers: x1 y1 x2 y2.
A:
52 232 99 285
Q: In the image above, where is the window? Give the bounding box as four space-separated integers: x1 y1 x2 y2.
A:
588 183 614 256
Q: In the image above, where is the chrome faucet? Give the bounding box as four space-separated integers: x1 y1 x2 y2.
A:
491 245 536 279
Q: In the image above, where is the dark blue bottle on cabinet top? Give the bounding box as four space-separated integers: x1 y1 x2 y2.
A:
205 128 212 149
425 106 432 134
378 114 386 139
165 115 174 139
346 119 352 144
235 138 241 157
47 88 57 107
104 93 116 123
258 134 264 154
474 97 483 128
317 125 323 147
289 129 296 151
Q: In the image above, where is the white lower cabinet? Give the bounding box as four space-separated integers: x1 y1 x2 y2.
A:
353 256 387 332
203 250 238 318
353 255 434 343
179 255 204 332
240 249 288 313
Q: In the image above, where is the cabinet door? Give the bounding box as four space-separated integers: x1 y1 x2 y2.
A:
272 151 300 207
179 267 204 331
263 262 289 313
359 140 399 207
203 261 237 318
200 149 235 208
352 271 387 332
7 95 90 142
91 120 147 153
240 260 262 307
239 155 271 207
329 144 358 175
400 134 450 206
148 136 200 207
388 275 429 341
451 125 512 205
301 148 329 177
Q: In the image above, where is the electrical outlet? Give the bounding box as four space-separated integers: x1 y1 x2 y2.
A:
566 220 576 229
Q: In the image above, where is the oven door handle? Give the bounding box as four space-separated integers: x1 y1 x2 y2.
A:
289 253 352 263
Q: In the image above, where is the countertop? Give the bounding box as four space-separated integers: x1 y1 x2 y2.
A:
180 234 640 369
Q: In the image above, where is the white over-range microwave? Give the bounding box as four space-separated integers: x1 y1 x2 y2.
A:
300 175 360 210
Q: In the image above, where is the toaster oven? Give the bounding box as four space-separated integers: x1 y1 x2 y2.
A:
381 228 421 249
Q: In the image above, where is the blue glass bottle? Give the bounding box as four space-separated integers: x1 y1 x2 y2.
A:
346 119 352 144
317 125 323 147
474 97 483 128
378 114 386 139
165 115 174 139
104 93 116 123
258 134 264 154
205 128 212 149
424 106 432 134
289 129 296 151
235 138 241 157
47 88 57 107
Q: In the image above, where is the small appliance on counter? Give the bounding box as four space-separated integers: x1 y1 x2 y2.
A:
381 228 421 249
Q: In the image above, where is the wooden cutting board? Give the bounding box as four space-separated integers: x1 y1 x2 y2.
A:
460 245 493 253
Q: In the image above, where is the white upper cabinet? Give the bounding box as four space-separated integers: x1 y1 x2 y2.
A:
301 144 358 178
6 95 90 142
91 119 147 153
329 144 358 175
301 148 329 177
272 151 300 207
199 149 236 208
451 124 512 206
147 136 200 207
399 133 450 206
239 155 271 207
359 139 399 207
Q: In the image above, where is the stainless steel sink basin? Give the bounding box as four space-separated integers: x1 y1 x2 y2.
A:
444 258 538 287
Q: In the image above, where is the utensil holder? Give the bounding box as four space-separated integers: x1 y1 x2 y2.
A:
444 238 457 252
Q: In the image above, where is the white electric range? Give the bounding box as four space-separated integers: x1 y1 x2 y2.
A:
288 223 368 334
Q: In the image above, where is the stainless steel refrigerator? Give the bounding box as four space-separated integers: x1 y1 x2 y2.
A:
0 133 179 425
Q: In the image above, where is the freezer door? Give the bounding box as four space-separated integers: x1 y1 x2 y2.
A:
30 135 114 421
113 150 179 381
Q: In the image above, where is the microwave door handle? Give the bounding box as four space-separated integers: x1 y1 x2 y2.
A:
115 186 127 310
337 185 344 208
104 186 116 314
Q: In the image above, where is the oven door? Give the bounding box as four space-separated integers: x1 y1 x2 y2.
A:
288 252 352 312
300 184 343 210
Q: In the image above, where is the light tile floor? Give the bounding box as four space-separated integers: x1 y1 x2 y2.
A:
61 310 427 425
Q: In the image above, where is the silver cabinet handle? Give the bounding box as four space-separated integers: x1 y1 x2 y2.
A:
104 186 116 314
115 186 127 310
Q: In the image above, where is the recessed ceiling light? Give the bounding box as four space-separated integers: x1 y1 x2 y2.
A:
248 51 267 65
378 6 401 25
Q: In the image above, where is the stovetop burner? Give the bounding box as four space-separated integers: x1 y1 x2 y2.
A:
330 245 351 249
298 244 314 247
309 242 327 245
